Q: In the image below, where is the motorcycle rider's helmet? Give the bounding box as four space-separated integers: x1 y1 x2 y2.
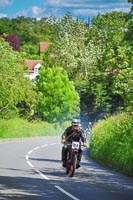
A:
72 118 79 126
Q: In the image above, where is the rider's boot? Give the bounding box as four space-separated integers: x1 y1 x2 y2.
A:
62 162 66 167
62 147 66 167
76 160 80 169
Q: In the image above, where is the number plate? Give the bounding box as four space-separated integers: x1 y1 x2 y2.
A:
72 141 79 150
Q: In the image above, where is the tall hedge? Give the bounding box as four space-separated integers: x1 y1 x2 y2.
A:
90 112 133 177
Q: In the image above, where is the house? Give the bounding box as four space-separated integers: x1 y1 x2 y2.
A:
25 60 43 81
39 42 50 55
25 42 50 81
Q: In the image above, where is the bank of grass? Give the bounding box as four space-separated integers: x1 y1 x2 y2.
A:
90 112 133 177
0 118 70 139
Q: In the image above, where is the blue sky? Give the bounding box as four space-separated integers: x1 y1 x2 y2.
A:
0 0 131 21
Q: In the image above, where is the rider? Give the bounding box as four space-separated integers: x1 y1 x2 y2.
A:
61 118 88 168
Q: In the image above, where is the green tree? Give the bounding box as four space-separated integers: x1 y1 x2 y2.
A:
52 11 132 122
52 13 92 81
52 13 107 121
0 16 54 57
37 67 80 122
83 11 132 119
114 67 133 111
128 0 133 12
0 17 12 35
0 38 37 118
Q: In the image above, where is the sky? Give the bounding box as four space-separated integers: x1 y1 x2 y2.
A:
0 0 132 21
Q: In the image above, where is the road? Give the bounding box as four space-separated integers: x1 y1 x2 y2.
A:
0 136 133 200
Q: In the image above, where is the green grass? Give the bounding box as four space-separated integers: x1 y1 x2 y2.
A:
90 112 133 177
0 118 68 139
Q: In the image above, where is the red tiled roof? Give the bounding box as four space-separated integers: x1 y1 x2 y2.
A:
40 42 50 53
25 60 43 72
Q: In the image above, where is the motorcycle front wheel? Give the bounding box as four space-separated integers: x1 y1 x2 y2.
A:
69 153 77 177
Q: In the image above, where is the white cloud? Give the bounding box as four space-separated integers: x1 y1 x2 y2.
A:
45 0 131 17
33 1 131 20
3 0 131 20
0 0 12 8
16 9 29 17
73 3 131 18
47 0 91 8
73 9 99 17
32 6 44 15
0 13 7 18
47 0 61 7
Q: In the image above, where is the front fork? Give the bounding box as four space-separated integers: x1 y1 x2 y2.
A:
69 150 78 167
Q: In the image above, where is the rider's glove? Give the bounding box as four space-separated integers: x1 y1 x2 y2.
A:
83 142 89 147
61 139 66 144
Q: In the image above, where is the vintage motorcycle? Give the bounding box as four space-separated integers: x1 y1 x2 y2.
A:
65 141 82 177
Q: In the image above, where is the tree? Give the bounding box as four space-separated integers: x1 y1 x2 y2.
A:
51 13 107 121
89 12 133 116
128 0 133 13
37 67 80 122
114 67 133 111
0 17 12 35
0 38 37 118
52 12 92 81
52 11 132 122
3 33 20 51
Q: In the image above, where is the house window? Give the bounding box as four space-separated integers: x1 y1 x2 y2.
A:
34 68 38 74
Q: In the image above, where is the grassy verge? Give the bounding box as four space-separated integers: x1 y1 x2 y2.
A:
0 118 69 139
90 112 133 177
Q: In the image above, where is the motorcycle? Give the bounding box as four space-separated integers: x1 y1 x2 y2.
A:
65 141 82 177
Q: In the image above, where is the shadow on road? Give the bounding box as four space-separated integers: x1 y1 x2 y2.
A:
1 147 132 200
0 174 65 200
78 148 133 193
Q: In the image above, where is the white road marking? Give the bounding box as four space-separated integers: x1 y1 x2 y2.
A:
33 147 40 150
55 185 80 200
25 142 80 200
28 150 33 155
26 146 50 180
27 160 34 168
35 169 49 180
25 155 29 160
41 144 48 148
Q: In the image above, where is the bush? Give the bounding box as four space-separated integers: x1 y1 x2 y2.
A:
0 118 66 139
90 112 133 177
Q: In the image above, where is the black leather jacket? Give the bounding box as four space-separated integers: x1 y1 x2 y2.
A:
62 126 86 143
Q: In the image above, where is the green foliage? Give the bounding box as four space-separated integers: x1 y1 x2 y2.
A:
0 38 37 118
20 43 40 59
0 10 132 124
37 67 80 122
0 17 12 34
52 13 103 85
90 112 133 176
11 17 44 44
0 118 65 138
82 11 132 120
114 67 133 111
128 0 133 13
0 16 53 57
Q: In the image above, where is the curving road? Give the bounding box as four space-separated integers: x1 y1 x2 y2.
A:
0 136 133 200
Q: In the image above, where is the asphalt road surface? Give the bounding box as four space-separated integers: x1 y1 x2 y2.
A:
0 136 133 200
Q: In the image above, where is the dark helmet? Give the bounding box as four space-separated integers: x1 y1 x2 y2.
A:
72 118 79 126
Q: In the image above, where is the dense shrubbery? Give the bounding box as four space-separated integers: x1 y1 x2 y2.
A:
0 118 67 139
90 112 133 177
